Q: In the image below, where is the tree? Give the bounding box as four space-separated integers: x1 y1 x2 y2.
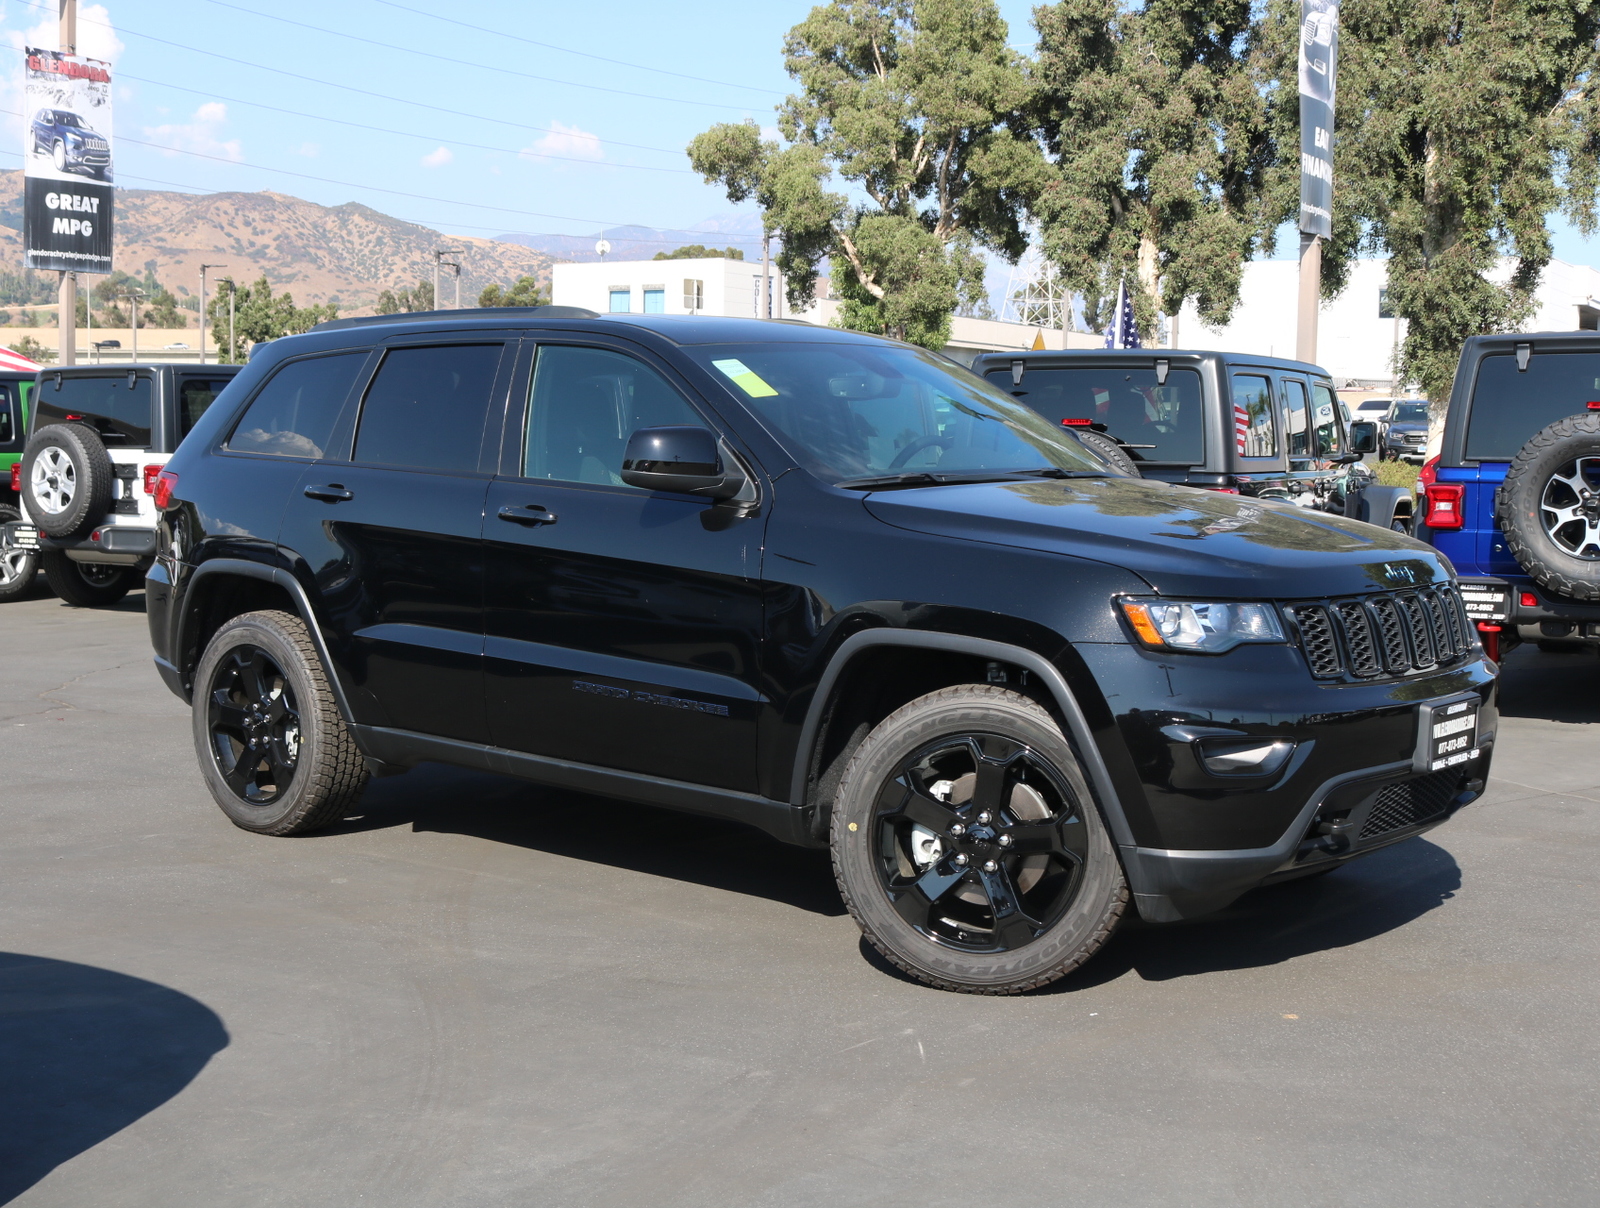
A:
1027 0 1270 341
8 335 54 364
206 275 338 364
375 279 435 315
478 275 549 307
689 0 1036 348
1258 0 1600 405
651 244 745 261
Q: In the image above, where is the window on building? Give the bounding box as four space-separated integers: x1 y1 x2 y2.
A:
1282 378 1310 457
642 286 665 314
608 288 631 314
1231 373 1277 458
683 279 704 311
354 344 502 473
228 352 368 460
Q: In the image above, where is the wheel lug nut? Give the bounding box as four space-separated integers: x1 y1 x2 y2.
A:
949 823 965 836
982 860 998 873
977 811 992 824
998 834 1012 847
953 853 969 866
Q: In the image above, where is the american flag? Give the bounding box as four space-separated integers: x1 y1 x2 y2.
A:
1234 403 1250 453
1104 278 1141 349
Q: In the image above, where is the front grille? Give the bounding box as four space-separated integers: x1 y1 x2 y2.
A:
1360 771 1463 838
1288 584 1477 680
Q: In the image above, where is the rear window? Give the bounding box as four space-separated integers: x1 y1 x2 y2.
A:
0 384 16 449
33 373 153 446
1467 351 1600 460
985 366 1205 464
177 376 237 438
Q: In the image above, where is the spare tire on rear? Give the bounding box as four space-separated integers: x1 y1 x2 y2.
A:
1072 429 1141 476
1498 412 1600 601
21 423 113 538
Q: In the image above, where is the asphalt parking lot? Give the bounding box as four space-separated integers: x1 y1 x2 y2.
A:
2 584 1597 1207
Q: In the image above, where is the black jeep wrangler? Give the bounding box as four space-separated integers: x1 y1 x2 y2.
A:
147 311 1496 994
14 363 242 606
969 349 1410 532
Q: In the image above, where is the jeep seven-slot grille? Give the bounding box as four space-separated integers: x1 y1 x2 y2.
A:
1286 585 1476 681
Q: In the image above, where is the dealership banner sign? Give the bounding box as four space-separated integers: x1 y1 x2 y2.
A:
22 47 113 273
1298 0 1337 238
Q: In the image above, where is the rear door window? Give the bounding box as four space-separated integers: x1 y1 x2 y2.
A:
1231 373 1277 458
33 373 153 446
1467 351 1600 459
227 353 368 459
353 343 503 473
984 365 1205 465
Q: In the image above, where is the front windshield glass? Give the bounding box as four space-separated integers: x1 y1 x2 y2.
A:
1390 402 1428 423
689 342 1107 483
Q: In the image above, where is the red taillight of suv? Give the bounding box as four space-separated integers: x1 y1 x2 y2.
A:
142 464 163 495
1422 482 1465 529
8 462 18 493
152 469 179 510
1419 455 1439 488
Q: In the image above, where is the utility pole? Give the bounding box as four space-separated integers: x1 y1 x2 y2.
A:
118 288 144 360
433 248 461 310
56 0 78 366
228 280 236 363
1296 234 1321 364
761 233 771 319
199 264 226 364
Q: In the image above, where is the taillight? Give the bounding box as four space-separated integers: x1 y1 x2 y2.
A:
8 462 18 493
1210 486 1241 494
152 469 178 510
1520 591 1538 608
1060 417 1092 427
1423 482 1465 529
142 464 163 495
1419 455 1439 488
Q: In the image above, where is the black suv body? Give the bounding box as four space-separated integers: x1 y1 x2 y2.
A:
968 349 1413 531
147 312 1496 993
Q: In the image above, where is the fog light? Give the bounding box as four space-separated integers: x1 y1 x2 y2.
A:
1198 737 1295 777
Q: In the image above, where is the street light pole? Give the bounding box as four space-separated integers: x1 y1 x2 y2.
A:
199 264 226 364
434 248 462 309
228 282 236 363
118 289 145 360
56 0 78 366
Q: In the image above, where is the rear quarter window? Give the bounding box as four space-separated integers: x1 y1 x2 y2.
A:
1466 351 1600 460
177 376 239 438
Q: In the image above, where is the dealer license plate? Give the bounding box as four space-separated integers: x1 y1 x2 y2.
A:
1416 698 1480 773
1458 584 1509 621
3 522 39 550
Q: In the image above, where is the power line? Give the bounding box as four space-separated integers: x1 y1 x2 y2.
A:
204 0 762 112
363 0 783 97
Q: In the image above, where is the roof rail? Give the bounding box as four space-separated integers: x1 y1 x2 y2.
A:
310 305 600 334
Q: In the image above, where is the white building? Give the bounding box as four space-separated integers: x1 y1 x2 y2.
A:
1176 256 1600 388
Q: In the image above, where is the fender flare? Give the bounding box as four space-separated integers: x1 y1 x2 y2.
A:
177 558 355 724
787 629 1137 850
1352 484 1413 530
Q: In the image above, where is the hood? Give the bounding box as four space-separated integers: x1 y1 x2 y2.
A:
863 475 1453 599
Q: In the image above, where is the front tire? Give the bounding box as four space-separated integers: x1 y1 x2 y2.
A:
0 503 40 601
192 610 368 835
831 685 1127 994
52 140 66 172
40 550 135 607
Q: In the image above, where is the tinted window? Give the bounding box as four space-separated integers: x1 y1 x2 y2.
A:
1468 351 1600 460
983 366 1205 465
1231 374 1276 457
178 376 236 438
228 353 367 459
1282 378 1310 457
524 345 703 485
0 385 14 447
1311 383 1343 456
687 343 1105 482
354 344 501 473
34 374 153 447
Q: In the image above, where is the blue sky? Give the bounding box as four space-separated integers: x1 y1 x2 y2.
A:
0 0 1595 266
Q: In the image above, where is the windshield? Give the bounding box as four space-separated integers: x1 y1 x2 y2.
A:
1389 402 1428 423
689 342 1108 483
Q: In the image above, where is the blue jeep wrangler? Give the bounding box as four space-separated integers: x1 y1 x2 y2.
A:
1420 333 1600 660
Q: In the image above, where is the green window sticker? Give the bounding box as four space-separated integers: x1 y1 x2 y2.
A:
712 358 779 398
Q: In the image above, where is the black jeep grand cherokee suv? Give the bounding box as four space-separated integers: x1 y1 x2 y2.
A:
147 311 1497 994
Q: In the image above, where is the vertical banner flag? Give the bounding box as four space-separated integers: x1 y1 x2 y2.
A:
1103 279 1141 349
1298 0 1337 238
23 47 114 274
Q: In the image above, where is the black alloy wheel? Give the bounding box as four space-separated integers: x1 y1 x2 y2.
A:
873 734 1086 953
206 645 302 807
1539 454 1600 560
832 685 1126 994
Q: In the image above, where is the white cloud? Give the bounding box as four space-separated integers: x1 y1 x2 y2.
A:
142 102 242 161
759 125 781 143
291 141 320 158
0 4 124 149
421 145 452 168
521 120 603 165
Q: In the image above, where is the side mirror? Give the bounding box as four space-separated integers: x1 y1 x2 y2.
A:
1347 421 1377 454
620 426 745 499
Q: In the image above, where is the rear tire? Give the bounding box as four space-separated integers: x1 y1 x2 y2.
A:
831 685 1126 994
40 550 135 607
1072 429 1141 476
1498 413 1600 601
192 610 368 835
22 423 113 538
0 502 39 601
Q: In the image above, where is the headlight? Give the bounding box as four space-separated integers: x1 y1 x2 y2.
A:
1119 599 1286 654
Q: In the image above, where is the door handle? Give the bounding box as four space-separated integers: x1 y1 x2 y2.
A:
498 504 558 527
304 484 354 502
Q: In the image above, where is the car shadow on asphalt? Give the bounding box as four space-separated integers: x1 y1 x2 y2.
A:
1494 645 1600 725
0 952 229 1205
330 761 849 917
